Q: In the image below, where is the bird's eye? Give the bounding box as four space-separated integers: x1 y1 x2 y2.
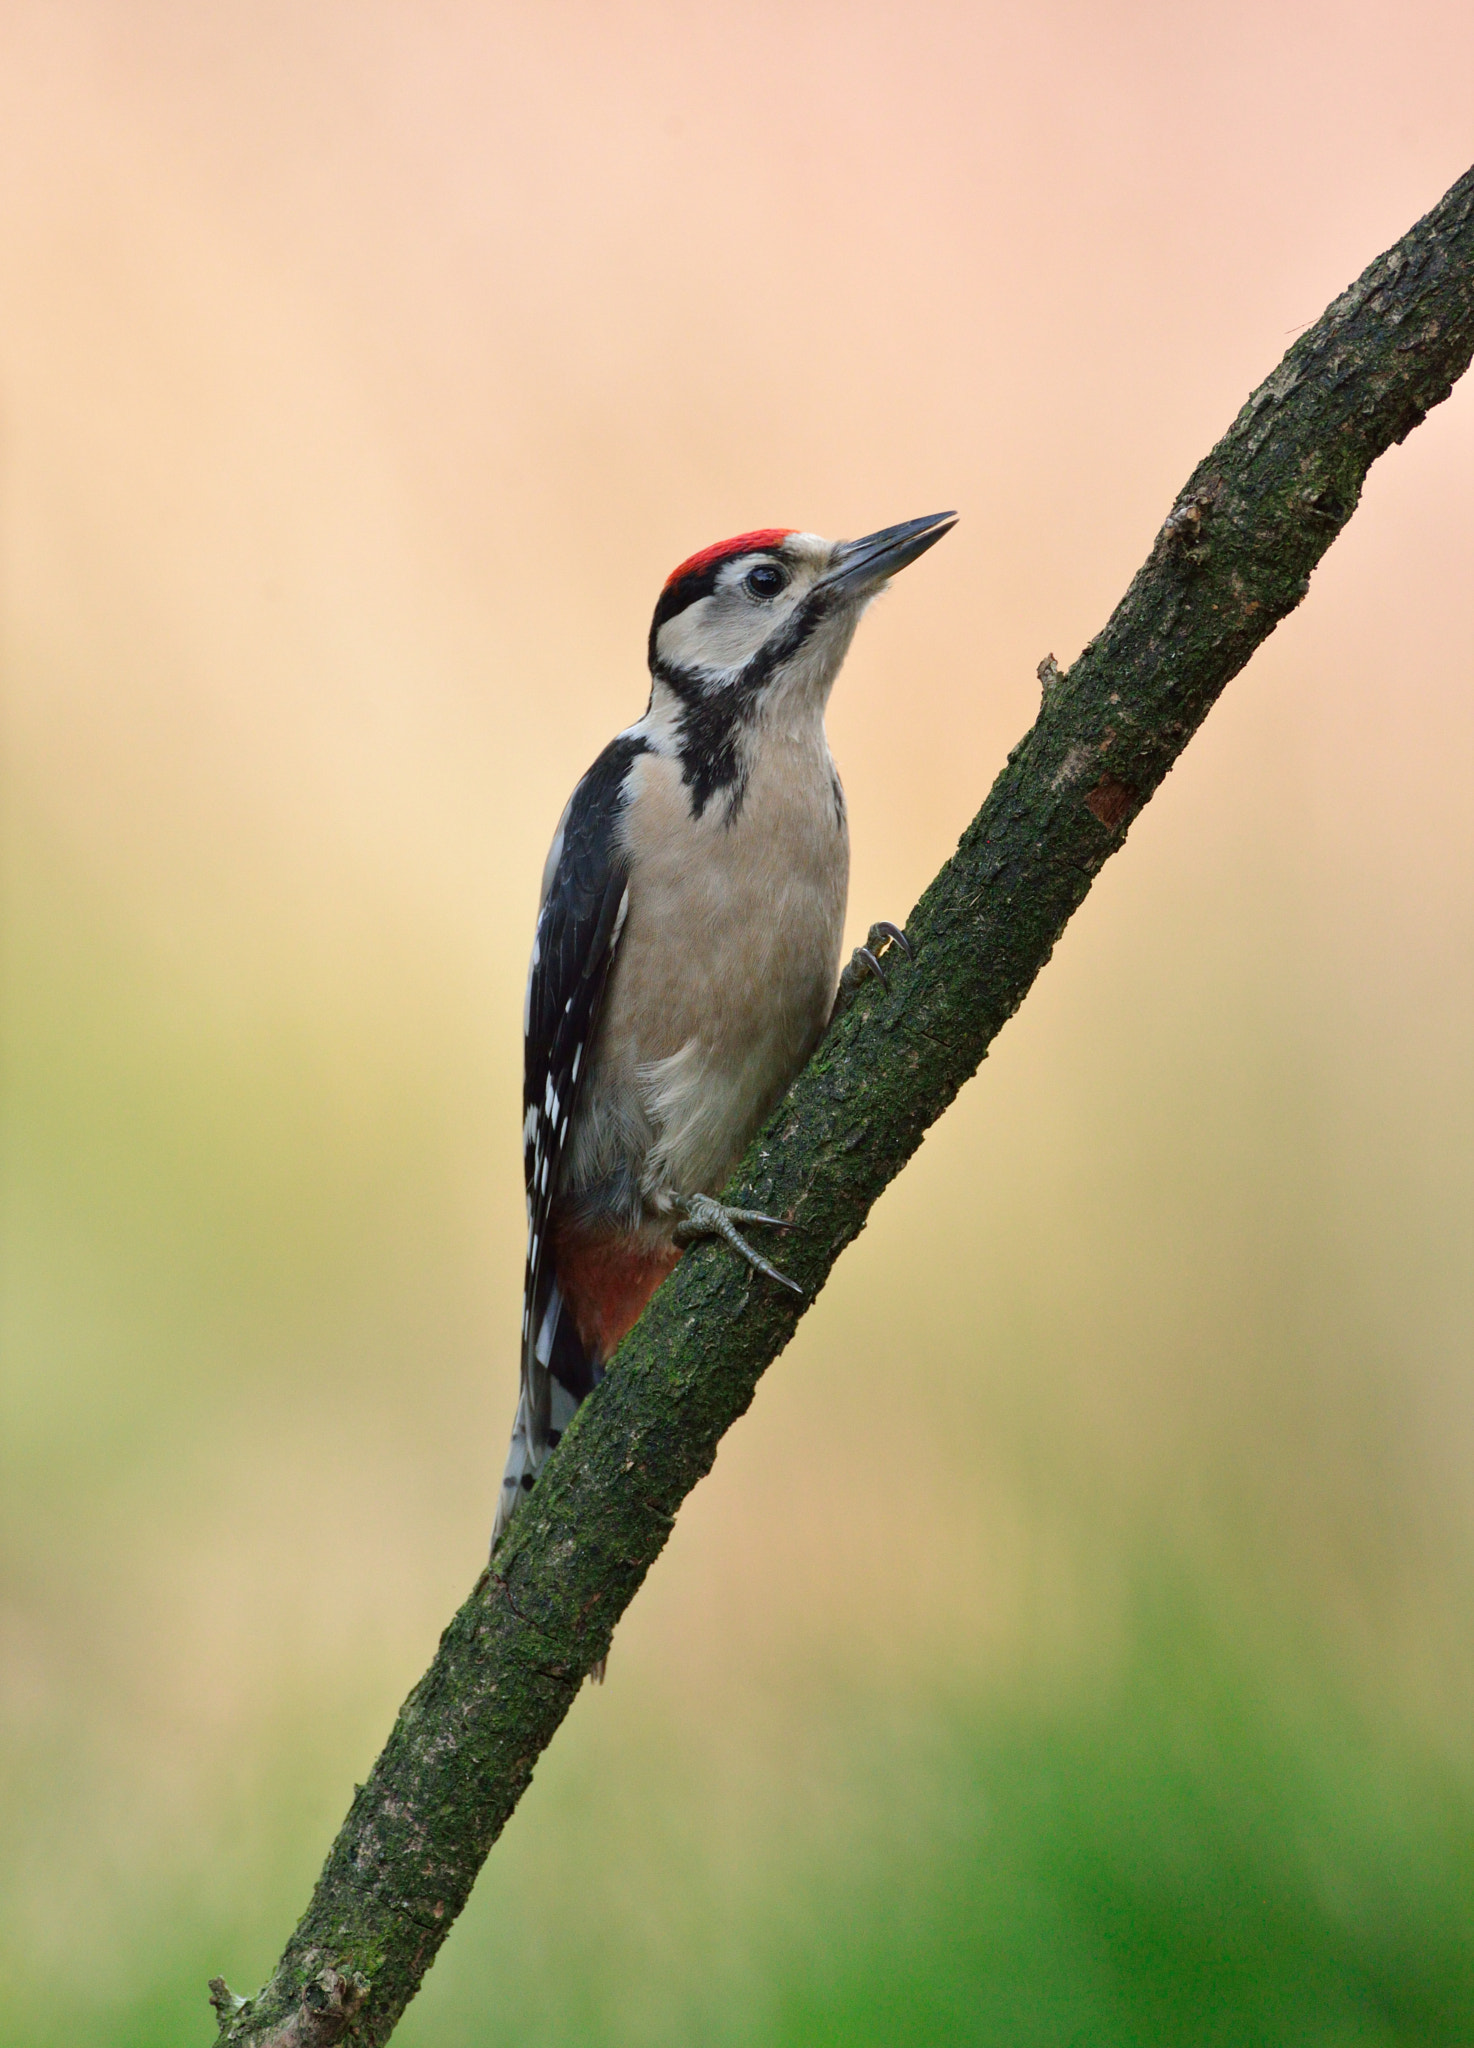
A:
744 562 788 599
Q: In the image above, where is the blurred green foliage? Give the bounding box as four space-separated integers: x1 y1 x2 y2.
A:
6 631 1474 2045
11 1584 1474 2046
4 9 1473 2035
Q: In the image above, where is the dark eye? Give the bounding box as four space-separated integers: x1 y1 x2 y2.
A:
744 562 788 599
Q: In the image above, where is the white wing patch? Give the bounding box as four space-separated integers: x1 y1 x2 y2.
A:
496 739 646 1556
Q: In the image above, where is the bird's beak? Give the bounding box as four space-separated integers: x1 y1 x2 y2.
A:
820 511 957 598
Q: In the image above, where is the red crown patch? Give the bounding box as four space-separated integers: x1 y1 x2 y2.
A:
662 529 795 590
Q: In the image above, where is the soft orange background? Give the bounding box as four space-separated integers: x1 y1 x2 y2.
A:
1 5 1471 2042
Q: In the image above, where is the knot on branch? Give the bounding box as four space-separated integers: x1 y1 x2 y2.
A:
237 1964 369 2048
1037 652 1065 702
1083 774 1138 831
209 1979 248 2023
1159 484 1219 569
1295 478 1348 531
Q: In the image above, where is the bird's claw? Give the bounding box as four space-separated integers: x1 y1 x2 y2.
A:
852 920 913 989
834 920 913 1007
674 1193 805 1296
713 1205 793 1230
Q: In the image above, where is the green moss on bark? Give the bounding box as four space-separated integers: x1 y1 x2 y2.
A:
215 164 1474 2048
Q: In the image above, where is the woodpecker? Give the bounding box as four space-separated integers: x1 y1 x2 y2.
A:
493 512 955 1549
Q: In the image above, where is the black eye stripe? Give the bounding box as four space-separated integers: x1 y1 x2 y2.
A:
650 561 722 640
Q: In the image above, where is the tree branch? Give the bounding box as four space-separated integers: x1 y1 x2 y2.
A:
213 164 1474 2047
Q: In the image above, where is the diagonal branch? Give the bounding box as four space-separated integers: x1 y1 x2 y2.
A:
213 164 1474 2047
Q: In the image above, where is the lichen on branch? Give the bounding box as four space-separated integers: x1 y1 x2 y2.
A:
214 163 1474 2048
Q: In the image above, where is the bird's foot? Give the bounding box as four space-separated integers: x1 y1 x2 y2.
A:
832 920 913 1019
673 1192 804 1296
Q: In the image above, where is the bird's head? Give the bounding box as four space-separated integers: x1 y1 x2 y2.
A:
647 513 956 718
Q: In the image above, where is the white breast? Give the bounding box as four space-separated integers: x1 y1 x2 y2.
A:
573 722 848 1209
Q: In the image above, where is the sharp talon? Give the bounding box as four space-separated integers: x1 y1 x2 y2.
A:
676 1194 806 1296
829 921 911 1025
727 1232 805 1293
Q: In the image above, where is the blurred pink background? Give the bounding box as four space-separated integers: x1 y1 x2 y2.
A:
1 5 1471 2041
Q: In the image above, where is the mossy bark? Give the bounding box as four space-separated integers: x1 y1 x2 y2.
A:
213 164 1474 2047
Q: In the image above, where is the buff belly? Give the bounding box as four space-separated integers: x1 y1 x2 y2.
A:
556 730 848 1353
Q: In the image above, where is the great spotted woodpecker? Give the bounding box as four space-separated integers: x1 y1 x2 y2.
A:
493 513 955 1548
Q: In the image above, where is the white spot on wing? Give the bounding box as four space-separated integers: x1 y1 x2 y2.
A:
535 1290 560 1367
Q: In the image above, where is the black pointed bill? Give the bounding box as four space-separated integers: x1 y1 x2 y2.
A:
821 511 957 598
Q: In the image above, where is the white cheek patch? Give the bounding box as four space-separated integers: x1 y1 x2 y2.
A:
657 584 803 674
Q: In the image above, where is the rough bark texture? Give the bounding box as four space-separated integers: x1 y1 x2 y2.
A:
213 165 1474 2047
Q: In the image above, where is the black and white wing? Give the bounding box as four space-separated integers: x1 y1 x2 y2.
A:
493 733 645 1546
